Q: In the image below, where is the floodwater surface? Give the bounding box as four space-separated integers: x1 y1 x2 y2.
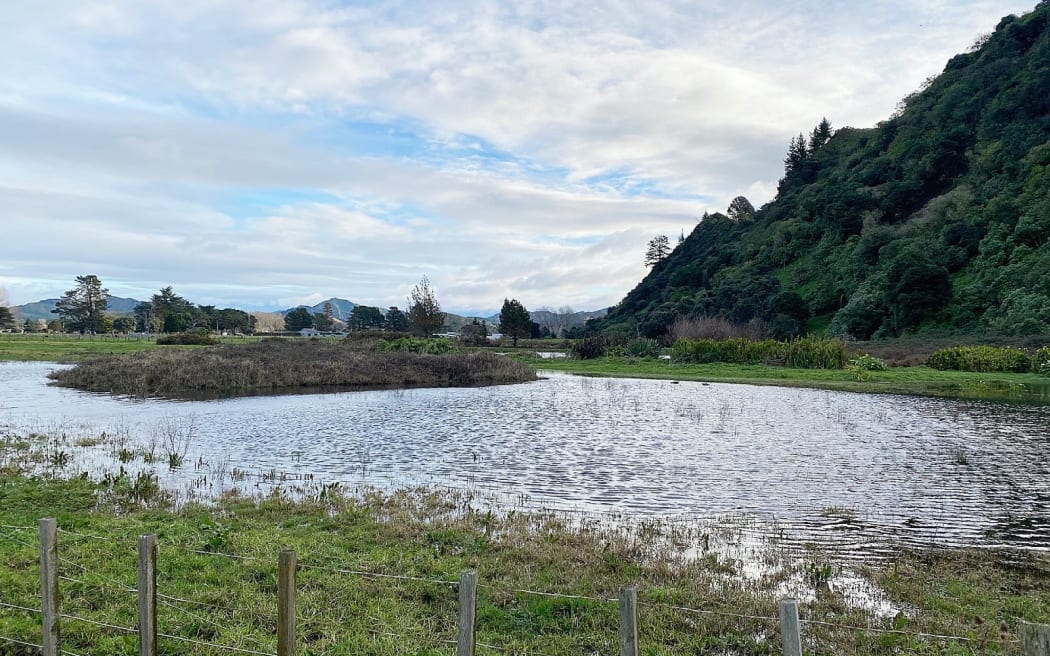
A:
2 361 1049 556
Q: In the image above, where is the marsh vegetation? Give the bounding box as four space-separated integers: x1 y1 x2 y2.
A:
47 338 537 398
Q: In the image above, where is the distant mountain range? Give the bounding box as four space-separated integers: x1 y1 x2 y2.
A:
13 296 142 322
13 294 604 332
280 298 356 321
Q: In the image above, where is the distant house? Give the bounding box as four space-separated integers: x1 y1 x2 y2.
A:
299 328 322 337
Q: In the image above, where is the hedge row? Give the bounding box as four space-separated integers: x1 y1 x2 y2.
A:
670 336 848 369
927 346 1050 375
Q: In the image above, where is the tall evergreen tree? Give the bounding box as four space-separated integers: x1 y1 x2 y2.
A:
53 275 108 333
408 276 445 336
150 286 197 333
385 306 409 332
284 306 314 331
499 298 532 347
809 117 833 151
0 306 16 331
645 235 671 267
783 133 809 175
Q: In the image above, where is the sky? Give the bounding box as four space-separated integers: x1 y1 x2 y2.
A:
0 1 1038 315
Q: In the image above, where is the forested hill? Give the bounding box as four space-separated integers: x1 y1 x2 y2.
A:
602 2 1050 341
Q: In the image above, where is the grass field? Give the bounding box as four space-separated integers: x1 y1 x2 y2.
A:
0 333 169 362
512 353 1050 403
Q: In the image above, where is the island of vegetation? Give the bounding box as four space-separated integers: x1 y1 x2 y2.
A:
47 337 537 399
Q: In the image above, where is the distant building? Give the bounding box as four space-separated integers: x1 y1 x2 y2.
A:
299 328 321 337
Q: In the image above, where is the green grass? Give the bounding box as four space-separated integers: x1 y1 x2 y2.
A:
513 354 1050 403
0 334 168 362
0 334 269 363
1 470 1048 655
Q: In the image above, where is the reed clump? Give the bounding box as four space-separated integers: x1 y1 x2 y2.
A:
927 344 1050 375
670 336 848 369
48 339 537 398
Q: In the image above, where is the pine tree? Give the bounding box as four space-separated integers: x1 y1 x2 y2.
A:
53 275 108 333
499 298 532 347
408 276 445 336
0 306 16 331
645 235 671 267
809 117 833 152
783 133 809 175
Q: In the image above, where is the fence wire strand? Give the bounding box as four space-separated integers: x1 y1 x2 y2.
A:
60 612 137 634
0 600 42 614
799 617 1020 644
643 600 779 623
157 631 277 656
0 634 43 650
475 639 564 656
299 561 459 586
479 584 616 604
57 527 126 543
159 597 276 654
158 591 241 614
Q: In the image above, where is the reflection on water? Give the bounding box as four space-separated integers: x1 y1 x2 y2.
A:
2 361 1049 556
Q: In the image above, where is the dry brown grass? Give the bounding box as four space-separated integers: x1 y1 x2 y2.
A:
48 339 537 398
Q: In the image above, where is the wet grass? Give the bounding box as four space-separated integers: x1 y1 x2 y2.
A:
1 427 1048 655
514 355 1050 404
48 339 538 399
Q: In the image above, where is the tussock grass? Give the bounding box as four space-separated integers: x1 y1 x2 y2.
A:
48 339 537 398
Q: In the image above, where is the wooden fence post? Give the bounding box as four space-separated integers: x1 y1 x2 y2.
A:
457 570 478 656
39 518 59 656
1022 622 1050 656
779 599 802 656
278 549 297 656
619 586 638 656
138 534 157 656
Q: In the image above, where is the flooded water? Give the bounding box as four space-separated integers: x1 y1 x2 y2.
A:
3 361 1049 557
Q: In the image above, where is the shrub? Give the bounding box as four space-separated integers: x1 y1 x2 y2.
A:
1034 347 1050 376
157 328 217 346
927 346 1033 373
377 337 457 355
671 336 848 369
572 337 607 359
625 338 661 359
847 354 889 371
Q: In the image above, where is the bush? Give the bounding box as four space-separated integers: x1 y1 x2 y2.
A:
847 354 889 371
1034 347 1050 376
927 346 1033 373
625 338 661 359
377 337 457 355
157 329 217 346
671 336 848 369
572 337 608 360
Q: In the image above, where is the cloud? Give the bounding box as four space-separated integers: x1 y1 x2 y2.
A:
0 0 1037 311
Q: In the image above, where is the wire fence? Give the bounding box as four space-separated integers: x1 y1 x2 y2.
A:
0 520 1045 656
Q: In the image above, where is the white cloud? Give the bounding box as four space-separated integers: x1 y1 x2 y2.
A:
0 0 1037 311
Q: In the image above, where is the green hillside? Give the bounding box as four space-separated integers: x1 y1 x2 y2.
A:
602 2 1050 341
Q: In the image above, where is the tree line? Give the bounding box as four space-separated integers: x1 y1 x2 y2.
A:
33 275 556 343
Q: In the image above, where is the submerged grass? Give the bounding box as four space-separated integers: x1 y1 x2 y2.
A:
47 339 538 398
1 427 1049 655
513 355 1050 404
